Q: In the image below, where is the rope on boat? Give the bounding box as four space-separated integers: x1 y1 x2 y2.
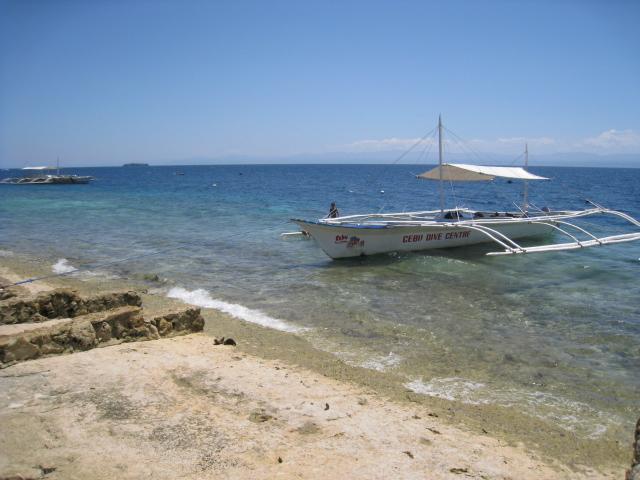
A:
1 247 178 288
369 125 438 210
0 220 292 289
442 126 531 210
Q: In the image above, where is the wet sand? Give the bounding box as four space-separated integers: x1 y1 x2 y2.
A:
0 255 629 478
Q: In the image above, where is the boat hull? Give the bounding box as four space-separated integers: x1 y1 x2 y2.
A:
293 220 555 259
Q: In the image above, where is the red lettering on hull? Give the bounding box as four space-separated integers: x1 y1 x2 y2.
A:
445 231 471 240
424 233 442 241
402 230 471 244
402 234 424 243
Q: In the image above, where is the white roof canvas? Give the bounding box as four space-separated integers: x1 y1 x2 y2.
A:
22 166 57 171
417 163 548 182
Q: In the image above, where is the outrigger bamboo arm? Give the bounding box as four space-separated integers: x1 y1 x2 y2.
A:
461 225 524 254
487 232 640 255
486 208 640 256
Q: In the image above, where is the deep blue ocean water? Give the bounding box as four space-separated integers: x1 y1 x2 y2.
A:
1 164 639 440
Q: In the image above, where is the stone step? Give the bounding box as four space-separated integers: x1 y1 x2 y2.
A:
0 288 142 325
0 305 204 368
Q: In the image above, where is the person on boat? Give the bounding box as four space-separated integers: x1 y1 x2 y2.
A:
328 202 340 218
443 210 463 220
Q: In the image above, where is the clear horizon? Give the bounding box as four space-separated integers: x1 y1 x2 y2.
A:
1 0 639 168
3 155 640 170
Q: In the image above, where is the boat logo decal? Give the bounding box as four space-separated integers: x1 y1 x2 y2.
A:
335 234 349 244
346 236 365 248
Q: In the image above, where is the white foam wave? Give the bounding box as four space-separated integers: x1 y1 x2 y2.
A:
405 377 486 403
79 269 120 280
405 376 618 438
52 258 76 274
361 352 403 372
0 249 14 257
166 287 303 333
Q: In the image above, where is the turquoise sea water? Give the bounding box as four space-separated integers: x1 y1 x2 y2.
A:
1 164 639 440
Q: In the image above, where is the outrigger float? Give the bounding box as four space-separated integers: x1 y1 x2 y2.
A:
291 117 640 259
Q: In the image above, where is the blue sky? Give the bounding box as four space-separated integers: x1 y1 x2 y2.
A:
1 0 639 167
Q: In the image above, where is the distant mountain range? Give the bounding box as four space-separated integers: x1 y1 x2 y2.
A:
161 151 640 168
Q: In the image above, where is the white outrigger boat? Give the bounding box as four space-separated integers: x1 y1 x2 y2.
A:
292 117 640 259
0 165 94 185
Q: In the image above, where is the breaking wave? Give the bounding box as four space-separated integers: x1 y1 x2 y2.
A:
52 258 76 274
405 377 486 403
361 352 403 372
166 287 303 333
404 377 619 438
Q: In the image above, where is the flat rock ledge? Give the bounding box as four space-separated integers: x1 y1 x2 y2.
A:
0 305 204 368
0 288 142 325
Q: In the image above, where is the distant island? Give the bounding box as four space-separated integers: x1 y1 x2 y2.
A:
122 163 149 167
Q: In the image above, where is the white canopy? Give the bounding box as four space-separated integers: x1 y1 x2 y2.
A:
22 166 57 171
417 163 548 182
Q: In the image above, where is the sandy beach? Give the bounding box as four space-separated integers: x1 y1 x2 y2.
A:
0 255 633 479
0 333 614 480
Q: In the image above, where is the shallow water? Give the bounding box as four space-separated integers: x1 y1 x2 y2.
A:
1 164 639 440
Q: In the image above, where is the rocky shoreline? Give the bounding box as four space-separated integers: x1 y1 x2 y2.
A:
0 289 204 368
0 259 634 479
0 289 142 325
627 418 640 480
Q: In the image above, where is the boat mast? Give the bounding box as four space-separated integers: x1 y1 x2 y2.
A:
438 115 444 213
523 144 529 214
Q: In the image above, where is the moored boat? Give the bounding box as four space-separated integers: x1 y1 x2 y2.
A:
293 117 640 258
0 166 94 185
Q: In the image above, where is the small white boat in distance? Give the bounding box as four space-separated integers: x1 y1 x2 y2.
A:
0 166 94 185
293 117 640 259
